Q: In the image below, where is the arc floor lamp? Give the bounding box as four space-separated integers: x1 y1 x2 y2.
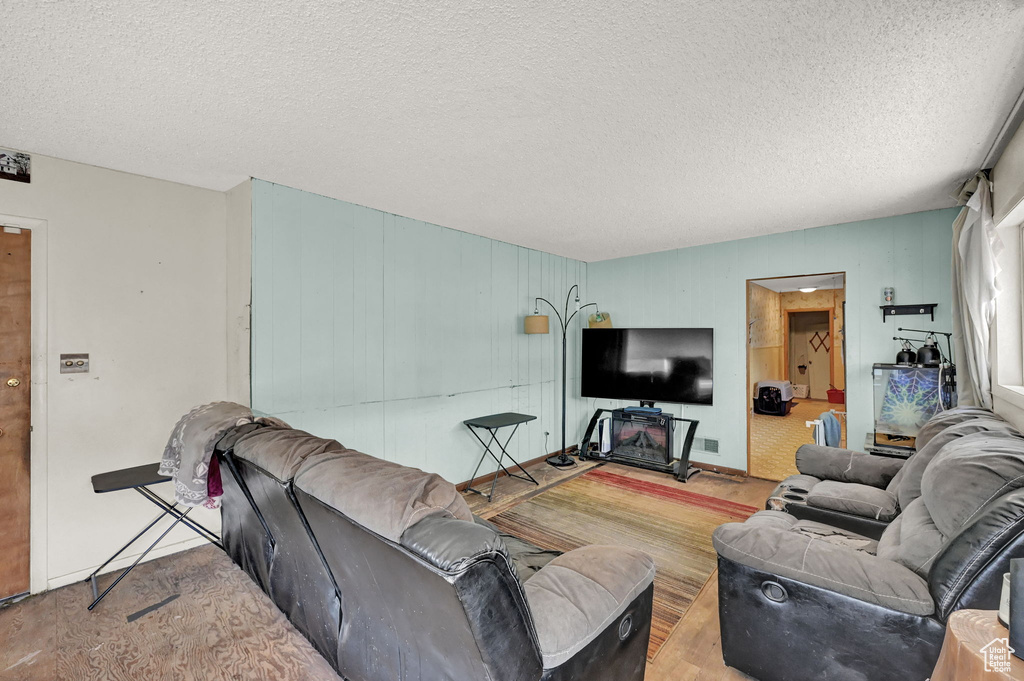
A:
524 284 607 467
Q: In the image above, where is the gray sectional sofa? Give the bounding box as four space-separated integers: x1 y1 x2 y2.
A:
713 409 1024 681
215 423 655 681
765 406 1016 538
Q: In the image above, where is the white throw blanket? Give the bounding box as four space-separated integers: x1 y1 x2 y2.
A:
158 402 288 508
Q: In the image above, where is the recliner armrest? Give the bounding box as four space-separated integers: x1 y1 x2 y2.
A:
796 445 905 488
523 545 654 669
807 481 899 521
712 521 933 615
400 515 507 572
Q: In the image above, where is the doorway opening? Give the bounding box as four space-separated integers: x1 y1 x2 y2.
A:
746 273 846 481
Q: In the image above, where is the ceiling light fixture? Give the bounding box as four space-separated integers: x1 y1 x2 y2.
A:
799 287 817 293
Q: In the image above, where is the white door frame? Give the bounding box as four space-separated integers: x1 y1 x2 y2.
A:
1 213 48 594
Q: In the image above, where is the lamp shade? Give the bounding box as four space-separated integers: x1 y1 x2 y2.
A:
524 315 550 334
588 311 613 328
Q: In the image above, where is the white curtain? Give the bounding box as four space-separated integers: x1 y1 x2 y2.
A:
951 174 1003 409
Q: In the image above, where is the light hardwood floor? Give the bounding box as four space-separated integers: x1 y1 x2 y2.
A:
0 461 774 681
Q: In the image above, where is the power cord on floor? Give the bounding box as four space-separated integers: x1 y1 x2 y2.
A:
546 430 579 468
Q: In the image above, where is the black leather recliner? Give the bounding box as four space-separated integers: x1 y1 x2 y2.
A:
217 424 656 681
713 430 1024 681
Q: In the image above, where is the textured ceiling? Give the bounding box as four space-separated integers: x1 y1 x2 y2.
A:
3 1 1024 261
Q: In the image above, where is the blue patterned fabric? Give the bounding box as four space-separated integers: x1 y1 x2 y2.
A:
877 368 941 436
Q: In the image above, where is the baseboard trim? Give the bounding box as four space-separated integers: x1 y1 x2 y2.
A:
46 535 214 591
456 446 578 491
690 461 747 477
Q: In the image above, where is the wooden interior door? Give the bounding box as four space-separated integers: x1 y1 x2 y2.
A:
0 228 31 599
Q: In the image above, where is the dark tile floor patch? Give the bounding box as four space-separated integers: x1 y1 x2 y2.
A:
126 594 179 623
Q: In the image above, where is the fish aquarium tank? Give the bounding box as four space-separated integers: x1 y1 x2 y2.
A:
872 363 942 450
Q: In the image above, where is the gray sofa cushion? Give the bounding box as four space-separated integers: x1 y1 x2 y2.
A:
712 513 934 615
914 407 1001 451
231 426 345 481
807 481 899 521
295 449 473 542
923 433 1024 538
894 418 1020 509
524 545 655 669
789 517 878 553
875 514 902 558
875 498 945 577
796 445 905 488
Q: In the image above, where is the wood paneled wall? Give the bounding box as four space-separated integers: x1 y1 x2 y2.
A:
587 209 956 472
251 180 590 483
747 283 784 399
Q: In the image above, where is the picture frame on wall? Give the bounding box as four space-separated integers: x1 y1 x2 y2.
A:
0 149 31 183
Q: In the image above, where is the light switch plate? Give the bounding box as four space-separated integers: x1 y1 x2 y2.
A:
60 353 89 374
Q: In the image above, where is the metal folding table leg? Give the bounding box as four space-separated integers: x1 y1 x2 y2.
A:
135 486 223 549
465 427 499 500
85 504 175 601
491 425 539 485
465 424 539 501
87 507 192 610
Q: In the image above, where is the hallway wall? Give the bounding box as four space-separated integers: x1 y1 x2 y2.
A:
780 288 846 390
788 311 831 399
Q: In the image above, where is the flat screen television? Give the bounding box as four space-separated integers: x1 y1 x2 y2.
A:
581 328 714 405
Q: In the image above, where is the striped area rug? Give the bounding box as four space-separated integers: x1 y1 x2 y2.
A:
489 467 757 661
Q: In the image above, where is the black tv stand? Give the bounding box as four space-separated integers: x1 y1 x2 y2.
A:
578 408 700 482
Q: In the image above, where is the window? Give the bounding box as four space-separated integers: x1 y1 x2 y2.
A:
993 224 1024 411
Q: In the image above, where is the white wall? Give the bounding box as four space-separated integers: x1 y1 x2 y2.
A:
0 154 230 590
226 180 252 406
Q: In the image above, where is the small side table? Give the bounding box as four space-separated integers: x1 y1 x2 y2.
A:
464 412 539 502
86 463 223 610
931 610 1024 680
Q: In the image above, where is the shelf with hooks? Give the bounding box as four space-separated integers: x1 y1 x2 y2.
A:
880 303 936 322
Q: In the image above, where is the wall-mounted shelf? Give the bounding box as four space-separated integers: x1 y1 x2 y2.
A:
880 303 937 322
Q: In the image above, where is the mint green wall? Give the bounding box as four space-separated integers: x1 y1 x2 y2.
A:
252 179 957 478
250 179 591 483
586 208 958 473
